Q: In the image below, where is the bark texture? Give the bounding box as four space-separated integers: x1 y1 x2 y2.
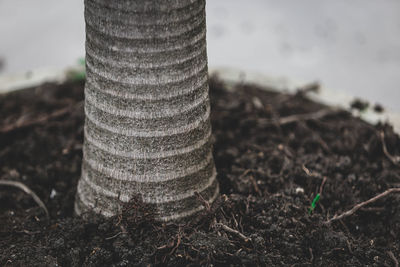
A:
75 0 219 221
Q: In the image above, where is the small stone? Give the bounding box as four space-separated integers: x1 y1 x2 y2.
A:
9 169 20 178
50 189 57 199
252 97 263 109
295 187 304 194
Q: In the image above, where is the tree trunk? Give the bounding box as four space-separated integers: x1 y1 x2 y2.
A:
75 0 219 221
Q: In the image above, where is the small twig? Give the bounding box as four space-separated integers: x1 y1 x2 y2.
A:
215 222 250 242
380 131 400 166
346 240 353 254
194 191 210 211
169 230 182 255
302 164 322 179
105 231 125 240
278 108 339 125
239 169 251 178
242 171 262 196
0 101 83 133
257 108 340 126
360 207 385 212
325 188 400 224
239 169 262 195
319 176 327 195
387 251 399 267
309 247 314 262
0 180 49 219
16 229 41 235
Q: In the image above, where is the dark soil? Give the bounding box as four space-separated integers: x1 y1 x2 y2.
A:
1 77 399 266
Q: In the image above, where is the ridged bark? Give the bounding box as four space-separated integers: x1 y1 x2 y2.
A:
75 0 219 221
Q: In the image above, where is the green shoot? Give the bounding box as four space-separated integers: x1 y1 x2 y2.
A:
308 193 320 214
66 57 86 81
78 57 85 66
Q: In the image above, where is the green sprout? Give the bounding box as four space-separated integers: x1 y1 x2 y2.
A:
308 193 320 214
78 57 85 66
66 57 86 81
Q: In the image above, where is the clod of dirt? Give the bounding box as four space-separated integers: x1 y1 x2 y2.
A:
373 103 384 113
350 98 370 111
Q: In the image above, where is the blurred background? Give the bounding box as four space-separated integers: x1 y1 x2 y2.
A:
0 0 399 111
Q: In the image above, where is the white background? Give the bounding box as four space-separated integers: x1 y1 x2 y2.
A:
1 0 399 111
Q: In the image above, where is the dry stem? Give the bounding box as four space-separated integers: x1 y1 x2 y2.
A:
325 188 400 224
278 108 339 125
380 131 400 166
0 101 83 133
258 108 340 127
215 222 250 242
0 180 49 219
302 164 323 179
194 191 211 211
319 176 327 195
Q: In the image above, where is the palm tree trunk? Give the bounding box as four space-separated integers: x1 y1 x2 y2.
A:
75 0 219 221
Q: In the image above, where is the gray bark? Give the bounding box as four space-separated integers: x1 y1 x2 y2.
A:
75 0 219 221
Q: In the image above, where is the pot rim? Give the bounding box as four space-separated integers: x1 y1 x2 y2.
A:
1 65 399 134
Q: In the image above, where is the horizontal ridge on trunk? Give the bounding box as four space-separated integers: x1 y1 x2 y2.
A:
85 1 204 26
84 118 211 152
85 54 207 84
86 23 206 53
84 106 211 136
84 86 209 119
87 0 202 13
85 67 208 99
75 180 219 221
83 151 214 182
80 164 217 203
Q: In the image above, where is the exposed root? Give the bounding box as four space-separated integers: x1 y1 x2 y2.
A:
0 180 49 219
380 131 400 166
325 188 400 224
0 101 83 133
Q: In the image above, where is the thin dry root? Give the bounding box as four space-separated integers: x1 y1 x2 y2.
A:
0 180 49 219
215 222 250 242
278 108 339 125
380 131 400 166
325 188 400 224
387 251 399 267
302 164 322 179
194 191 211 211
319 176 327 195
258 108 340 127
0 101 83 133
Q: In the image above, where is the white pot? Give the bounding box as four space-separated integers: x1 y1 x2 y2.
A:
1 65 399 134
